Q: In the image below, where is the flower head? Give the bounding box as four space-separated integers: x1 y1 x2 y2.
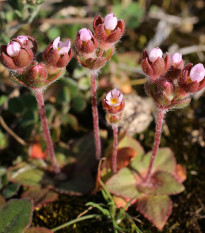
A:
53 36 71 55
149 48 163 63
105 88 123 107
103 88 125 114
43 36 72 68
189 63 205 83
104 13 118 31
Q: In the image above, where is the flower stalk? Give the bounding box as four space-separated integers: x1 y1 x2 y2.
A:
144 108 165 183
35 88 60 174
91 71 101 160
112 124 118 174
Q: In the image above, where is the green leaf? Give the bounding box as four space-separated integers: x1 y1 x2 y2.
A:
131 147 176 176
2 183 19 199
21 94 37 110
62 78 78 98
57 86 70 104
137 195 172 230
137 171 184 195
25 227 53 233
8 162 46 186
0 95 7 106
21 110 38 127
60 113 78 129
106 167 140 199
71 92 86 112
0 199 32 233
0 130 8 150
118 135 144 157
8 97 24 114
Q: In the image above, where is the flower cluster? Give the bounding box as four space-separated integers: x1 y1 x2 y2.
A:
141 48 205 109
0 35 72 89
103 88 125 125
75 13 125 71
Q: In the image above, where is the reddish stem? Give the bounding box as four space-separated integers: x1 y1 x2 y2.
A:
112 124 118 174
35 88 60 174
91 71 101 160
144 108 165 183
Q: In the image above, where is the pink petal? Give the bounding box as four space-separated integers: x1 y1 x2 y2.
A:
104 13 118 31
53 36 60 50
149 48 163 63
79 28 92 42
17 35 28 44
7 42 21 57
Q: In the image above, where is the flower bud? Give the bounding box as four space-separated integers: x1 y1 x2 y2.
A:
104 13 118 31
172 53 182 65
43 36 72 68
177 63 205 93
93 13 125 49
149 48 163 63
75 28 97 55
141 49 168 79
79 28 92 41
7 41 21 57
189 63 205 83
103 88 125 114
0 38 34 72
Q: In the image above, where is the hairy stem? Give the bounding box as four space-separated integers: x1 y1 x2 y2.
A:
144 108 165 183
112 125 118 174
91 71 101 160
35 88 60 174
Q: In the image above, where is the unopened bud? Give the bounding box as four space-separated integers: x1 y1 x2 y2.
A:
149 48 163 63
79 28 92 42
104 13 118 31
172 53 182 65
7 42 21 57
190 63 205 82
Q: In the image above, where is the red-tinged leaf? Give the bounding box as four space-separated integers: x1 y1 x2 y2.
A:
137 171 185 196
137 195 172 230
131 147 176 178
118 135 144 157
172 98 191 109
113 196 137 210
174 164 186 183
113 196 128 209
106 167 140 199
0 195 6 208
21 187 58 208
25 227 53 233
29 143 47 160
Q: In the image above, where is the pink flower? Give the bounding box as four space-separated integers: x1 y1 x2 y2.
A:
53 36 71 55
105 88 123 107
79 28 92 42
172 53 182 65
104 13 118 31
190 63 205 82
17 35 28 44
149 48 163 63
7 41 21 57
